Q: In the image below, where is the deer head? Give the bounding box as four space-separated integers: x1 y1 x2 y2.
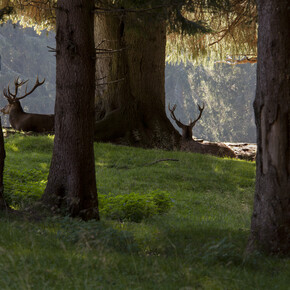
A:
1 76 54 132
168 103 204 141
1 76 45 114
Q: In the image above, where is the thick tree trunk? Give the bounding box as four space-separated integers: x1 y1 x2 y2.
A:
94 12 180 149
42 0 99 220
247 0 290 254
0 118 8 210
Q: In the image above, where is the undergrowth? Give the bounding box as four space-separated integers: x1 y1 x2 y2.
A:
1 134 289 290
99 190 173 222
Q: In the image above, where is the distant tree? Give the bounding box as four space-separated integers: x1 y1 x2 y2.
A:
41 0 99 220
247 0 290 254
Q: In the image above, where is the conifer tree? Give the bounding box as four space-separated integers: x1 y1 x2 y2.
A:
94 0 257 147
247 0 290 254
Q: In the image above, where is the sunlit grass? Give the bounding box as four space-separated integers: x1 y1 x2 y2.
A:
1 134 289 289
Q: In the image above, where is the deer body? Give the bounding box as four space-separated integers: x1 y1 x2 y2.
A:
168 102 236 158
1 77 54 133
2 101 54 132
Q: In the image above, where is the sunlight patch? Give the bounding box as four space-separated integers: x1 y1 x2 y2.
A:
6 144 19 152
40 163 48 170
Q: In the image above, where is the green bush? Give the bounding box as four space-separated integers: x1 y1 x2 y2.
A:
99 190 173 222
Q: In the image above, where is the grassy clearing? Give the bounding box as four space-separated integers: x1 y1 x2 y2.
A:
1 134 290 289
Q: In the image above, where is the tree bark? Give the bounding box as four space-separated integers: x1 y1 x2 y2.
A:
94 12 180 149
0 118 8 210
42 0 99 220
247 0 290 254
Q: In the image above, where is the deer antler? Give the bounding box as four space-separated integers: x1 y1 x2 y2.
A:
168 102 205 141
168 103 186 129
16 76 45 100
7 77 29 98
188 102 204 128
3 88 12 101
5 76 45 101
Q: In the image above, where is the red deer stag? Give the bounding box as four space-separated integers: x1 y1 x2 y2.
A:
1 77 54 132
168 103 236 158
168 103 204 141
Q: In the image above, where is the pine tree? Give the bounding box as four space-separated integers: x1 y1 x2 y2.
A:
247 0 290 254
94 0 257 147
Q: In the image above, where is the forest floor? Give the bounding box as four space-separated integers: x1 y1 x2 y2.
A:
3 127 257 161
1 134 289 289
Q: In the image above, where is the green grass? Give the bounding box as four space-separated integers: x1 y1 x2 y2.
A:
1 134 289 289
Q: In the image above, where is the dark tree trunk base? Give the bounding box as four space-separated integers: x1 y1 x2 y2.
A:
0 117 8 211
0 200 10 211
94 106 181 150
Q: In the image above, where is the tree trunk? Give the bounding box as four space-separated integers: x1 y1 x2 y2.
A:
0 118 8 210
94 12 180 149
42 0 99 220
247 0 290 254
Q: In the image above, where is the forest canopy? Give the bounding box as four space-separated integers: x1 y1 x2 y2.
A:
0 0 257 63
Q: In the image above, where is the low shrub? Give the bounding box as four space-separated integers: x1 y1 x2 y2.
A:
98 190 173 222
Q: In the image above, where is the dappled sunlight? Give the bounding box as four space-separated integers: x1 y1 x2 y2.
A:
5 143 19 152
39 163 49 170
3 136 288 289
95 161 108 167
40 179 47 186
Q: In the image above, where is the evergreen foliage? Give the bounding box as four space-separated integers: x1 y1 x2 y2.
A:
100 0 257 63
0 6 13 21
0 0 56 33
166 0 257 63
1 0 257 62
